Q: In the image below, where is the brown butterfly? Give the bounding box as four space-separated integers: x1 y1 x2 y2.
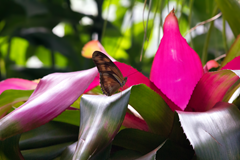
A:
92 51 127 96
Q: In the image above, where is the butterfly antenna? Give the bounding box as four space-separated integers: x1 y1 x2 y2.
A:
126 66 132 77
127 68 140 78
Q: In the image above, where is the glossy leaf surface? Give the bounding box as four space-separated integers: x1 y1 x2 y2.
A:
73 88 131 159
0 67 98 140
113 129 166 154
179 102 240 160
19 121 78 150
129 84 174 136
0 134 24 160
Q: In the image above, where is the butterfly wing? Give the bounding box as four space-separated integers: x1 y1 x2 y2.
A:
92 51 126 96
100 73 121 96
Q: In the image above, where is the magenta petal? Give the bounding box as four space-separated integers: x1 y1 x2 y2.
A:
84 74 100 93
84 61 179 110
0 78 38 94
0 67 98 140
122 112 149 131
150 10 203 110
203 60 219 73
186 70 239 112
115 62 180 111
221 56 240 70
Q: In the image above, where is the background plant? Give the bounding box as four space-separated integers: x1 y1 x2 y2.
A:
0 0 236 80
1 0 240 160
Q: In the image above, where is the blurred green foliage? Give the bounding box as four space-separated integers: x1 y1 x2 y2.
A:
0 0 236 80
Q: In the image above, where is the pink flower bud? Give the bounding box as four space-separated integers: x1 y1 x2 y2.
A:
150 9 203 110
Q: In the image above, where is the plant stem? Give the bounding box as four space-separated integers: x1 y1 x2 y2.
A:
222 17 228 52
101 0 111 42
201 6 218 65
188 0 194 49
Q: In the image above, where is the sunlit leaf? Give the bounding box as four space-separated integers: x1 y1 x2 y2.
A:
9 37 29 66
221 35 240 69
0 90 33 117
129 84 174 136
73 88 131 159
178 102 240 160
53 110 80 126
215 0 240 37
19 31 81 69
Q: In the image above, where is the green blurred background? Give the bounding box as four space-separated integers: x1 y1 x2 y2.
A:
0 0 235 81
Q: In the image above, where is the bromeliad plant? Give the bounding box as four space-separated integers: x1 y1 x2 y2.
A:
1 9 240 160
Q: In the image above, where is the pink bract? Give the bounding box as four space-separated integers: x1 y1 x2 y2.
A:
186 70 239 112
0 68 98 140
150 9 203 110
85 61 180 111
0 78 38 94
221 56 240 70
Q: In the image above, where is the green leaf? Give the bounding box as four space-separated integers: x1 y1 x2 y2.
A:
109 149 143 160
136 140 166 160
192 27 224 60
220 35 240 69
19 31 81 69
19 121 78 150
156 139 194 160
129 84 174 136
70 96 81 109
0 90 33 117
20 121 78 160
178 102 240 160
21 142 72 160
112 129 166 154
168 113 193 149
73 88 131 159
0 134 24 160
214 0 240 37
223 78 240 104
136 139 193 160
59 142 112 160
58 142 77 160
192 0 215 22
90 144 112 160
9 37 29 66
53 110 80 126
